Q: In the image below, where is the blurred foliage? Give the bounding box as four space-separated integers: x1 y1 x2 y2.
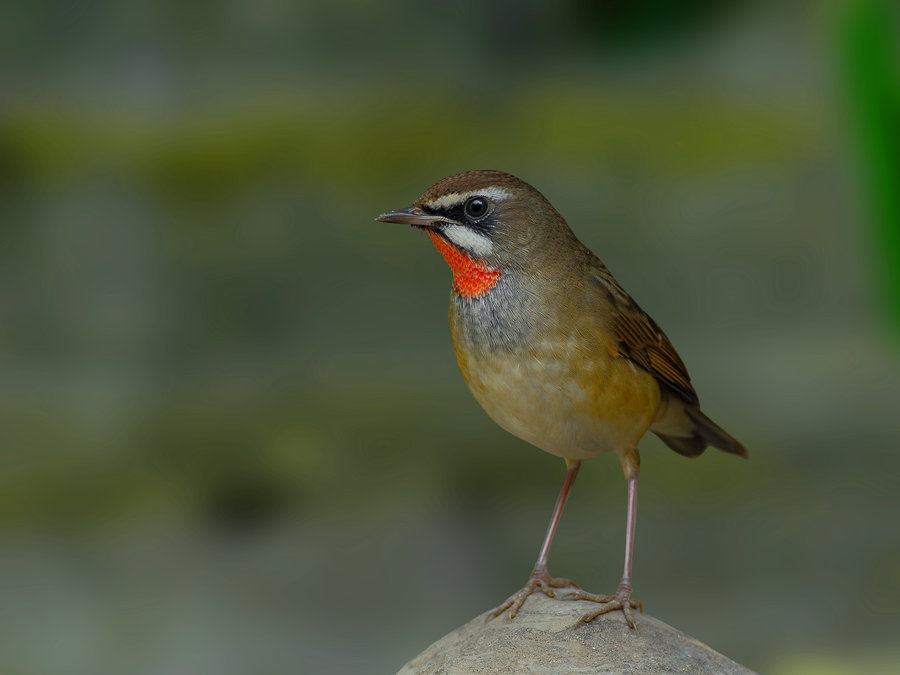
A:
2 90 814 187
1 1 899 674
838 0 900 337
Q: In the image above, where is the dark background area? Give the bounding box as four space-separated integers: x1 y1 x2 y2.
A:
2 1 899 673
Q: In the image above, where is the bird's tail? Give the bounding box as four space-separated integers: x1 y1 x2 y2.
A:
652 399 748 459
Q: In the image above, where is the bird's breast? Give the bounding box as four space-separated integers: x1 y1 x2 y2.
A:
450 282 661 459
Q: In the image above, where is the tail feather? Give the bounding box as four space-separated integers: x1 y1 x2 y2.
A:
653 400 748 459
655 431 707 458
683 406 749 457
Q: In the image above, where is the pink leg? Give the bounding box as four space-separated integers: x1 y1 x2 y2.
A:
567 475 643 628
487 459 582 621
621 475 637 591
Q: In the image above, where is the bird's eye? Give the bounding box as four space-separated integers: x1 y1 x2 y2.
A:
464 197 490 220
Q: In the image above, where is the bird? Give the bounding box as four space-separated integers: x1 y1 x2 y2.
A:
376 170 747 629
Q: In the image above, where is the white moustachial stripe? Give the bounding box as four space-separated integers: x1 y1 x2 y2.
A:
441 223 493 257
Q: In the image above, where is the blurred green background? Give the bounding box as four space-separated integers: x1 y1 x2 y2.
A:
2 1 899 673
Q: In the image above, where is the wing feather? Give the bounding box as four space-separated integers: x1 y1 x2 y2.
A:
590 266 698 404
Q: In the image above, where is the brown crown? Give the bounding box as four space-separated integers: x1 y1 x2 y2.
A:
415 170 533 205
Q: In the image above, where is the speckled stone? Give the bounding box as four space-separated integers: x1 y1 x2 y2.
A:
398 591 755 674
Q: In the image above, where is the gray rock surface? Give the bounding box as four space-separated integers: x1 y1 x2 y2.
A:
398 591 755 674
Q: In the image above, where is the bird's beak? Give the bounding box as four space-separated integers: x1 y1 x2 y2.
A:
375 206 448 228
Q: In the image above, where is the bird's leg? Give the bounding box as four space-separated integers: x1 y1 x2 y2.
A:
567 474 643 629
487 459 582 621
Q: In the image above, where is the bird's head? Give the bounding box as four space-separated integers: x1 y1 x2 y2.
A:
376 170 575 298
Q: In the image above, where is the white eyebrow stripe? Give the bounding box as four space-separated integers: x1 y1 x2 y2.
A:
441 223 493 257
423 187 512 211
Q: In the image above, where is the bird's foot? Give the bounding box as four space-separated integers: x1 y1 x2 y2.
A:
567 583 642 629
486 568 579 621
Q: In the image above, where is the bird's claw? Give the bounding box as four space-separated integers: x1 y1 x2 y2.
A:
486 570 579 622
569 585 642 629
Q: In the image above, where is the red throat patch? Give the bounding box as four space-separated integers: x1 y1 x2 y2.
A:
426 230 501 298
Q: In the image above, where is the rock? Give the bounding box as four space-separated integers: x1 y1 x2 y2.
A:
398 591 755 674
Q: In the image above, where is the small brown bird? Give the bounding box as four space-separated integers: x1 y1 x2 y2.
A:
376 170 747 628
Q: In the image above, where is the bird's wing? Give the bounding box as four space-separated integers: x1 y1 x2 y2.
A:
590 266 698 404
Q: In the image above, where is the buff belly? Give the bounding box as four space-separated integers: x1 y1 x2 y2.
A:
454 338 661 461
